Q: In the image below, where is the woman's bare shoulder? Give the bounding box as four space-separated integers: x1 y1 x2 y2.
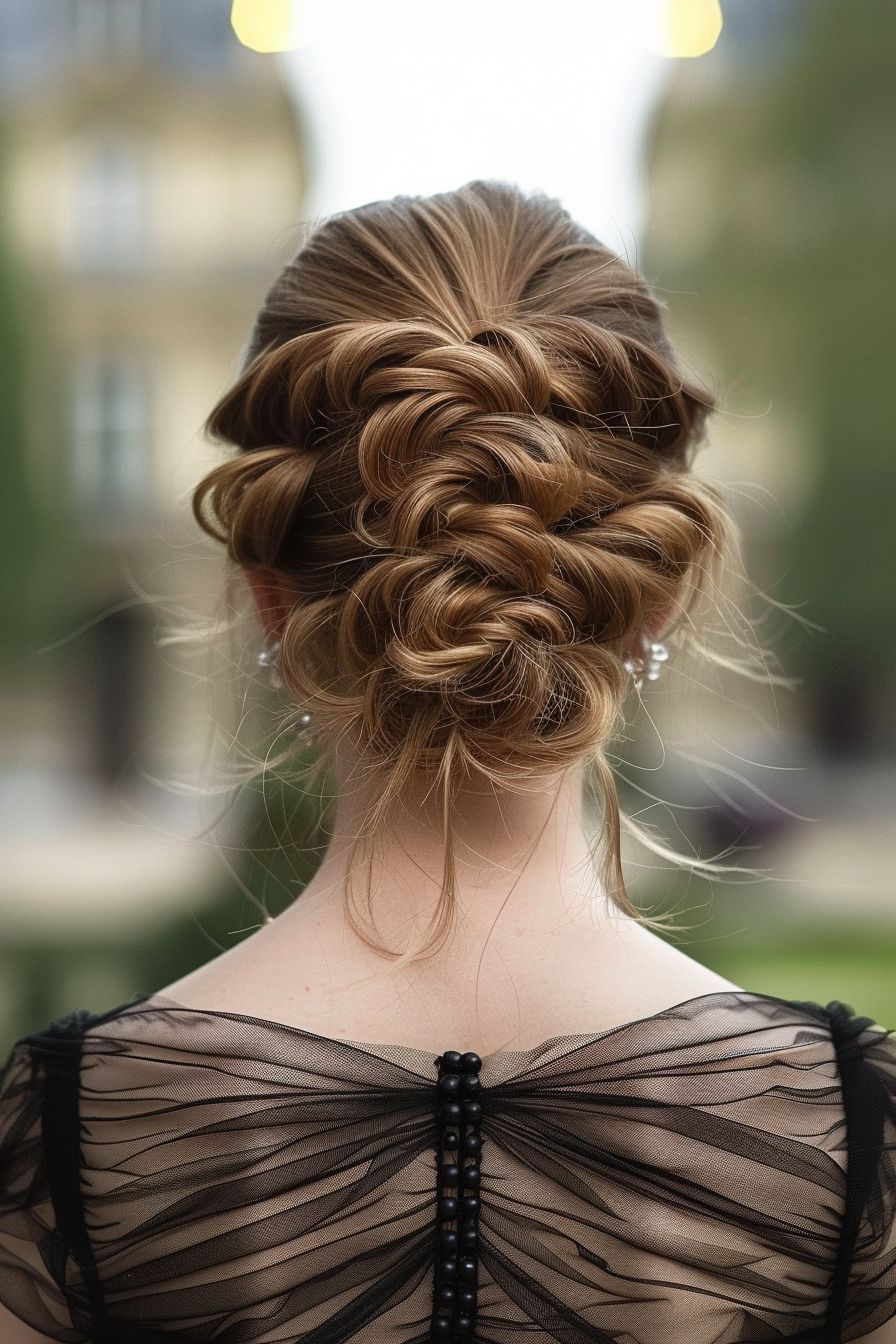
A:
151 908 744 1054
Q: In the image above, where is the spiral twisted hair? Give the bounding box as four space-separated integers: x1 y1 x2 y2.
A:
193 179 737 960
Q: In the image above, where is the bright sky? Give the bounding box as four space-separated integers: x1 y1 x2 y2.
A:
280 0 675 265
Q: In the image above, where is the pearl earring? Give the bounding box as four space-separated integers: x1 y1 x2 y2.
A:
256 638 315 737
623 632 670 692
256 637 283 690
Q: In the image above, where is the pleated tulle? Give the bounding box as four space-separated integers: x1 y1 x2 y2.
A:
1 988 894 1343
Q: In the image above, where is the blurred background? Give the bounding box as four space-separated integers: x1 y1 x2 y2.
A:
1 0 893 1047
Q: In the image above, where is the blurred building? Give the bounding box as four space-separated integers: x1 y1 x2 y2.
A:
0 0 307 1025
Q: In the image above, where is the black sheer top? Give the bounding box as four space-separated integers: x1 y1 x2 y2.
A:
0 989 894 1343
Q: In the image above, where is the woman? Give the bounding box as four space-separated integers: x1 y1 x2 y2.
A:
1 179 894 1343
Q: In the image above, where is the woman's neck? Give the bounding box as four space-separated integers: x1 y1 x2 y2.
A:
277 758 609 955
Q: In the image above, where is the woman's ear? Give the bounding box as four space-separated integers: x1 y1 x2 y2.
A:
649 599 678 643
243 566 295 643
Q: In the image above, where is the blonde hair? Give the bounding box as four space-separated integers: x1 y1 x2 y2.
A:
191 179 772 963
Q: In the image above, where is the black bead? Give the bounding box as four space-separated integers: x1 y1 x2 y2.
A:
434 1043 482 1341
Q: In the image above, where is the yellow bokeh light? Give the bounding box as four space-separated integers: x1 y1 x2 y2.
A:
231 0 302 54
644 0 723 59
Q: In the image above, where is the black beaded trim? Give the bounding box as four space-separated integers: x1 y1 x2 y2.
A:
430 1048 483 1340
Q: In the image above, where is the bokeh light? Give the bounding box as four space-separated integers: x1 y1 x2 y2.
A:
231 0 302 53
640 0 724 58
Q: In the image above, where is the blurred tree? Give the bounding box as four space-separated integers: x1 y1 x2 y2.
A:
0 125 77 663
644 0 896 757
0 125 37 657
779 0 895 757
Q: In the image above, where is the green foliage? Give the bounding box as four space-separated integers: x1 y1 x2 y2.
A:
643 0 896 700
694 922 896 1031
0 123 79 664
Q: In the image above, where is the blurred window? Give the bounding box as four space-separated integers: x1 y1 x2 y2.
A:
156 0 239 73
71 0 160 61
69 0 239 73
0 0 294 88
69 356 152 521
74 139 149 270
90 603 149 787
0 2 68 93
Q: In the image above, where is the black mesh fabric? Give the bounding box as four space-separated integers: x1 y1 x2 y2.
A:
0 988 894 1343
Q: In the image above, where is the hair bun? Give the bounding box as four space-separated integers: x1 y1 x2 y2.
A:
199 304 720 776
320 319 622 771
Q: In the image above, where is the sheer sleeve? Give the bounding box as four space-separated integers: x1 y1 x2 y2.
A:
832 1008 896 1341
0 1039 89 1343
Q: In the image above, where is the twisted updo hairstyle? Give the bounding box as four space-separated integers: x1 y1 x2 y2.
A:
192 179 739 960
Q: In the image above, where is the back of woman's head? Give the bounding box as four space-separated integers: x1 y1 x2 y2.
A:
193 178 741 959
